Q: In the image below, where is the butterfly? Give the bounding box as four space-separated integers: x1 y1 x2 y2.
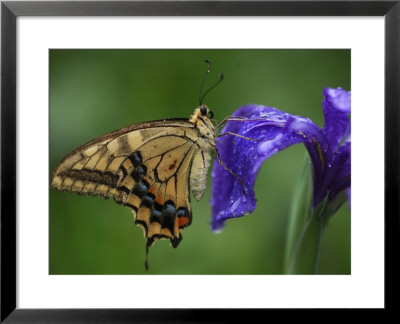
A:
51 103 216 250
51 61 251 269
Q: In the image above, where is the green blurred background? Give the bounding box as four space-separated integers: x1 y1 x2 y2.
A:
49 49 350 274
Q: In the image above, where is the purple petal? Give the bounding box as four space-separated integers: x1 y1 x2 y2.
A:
211 105 331 231
322 87 351 151
284 115 332 205
211 88 351 232
315 141 351 206
324 87 351 114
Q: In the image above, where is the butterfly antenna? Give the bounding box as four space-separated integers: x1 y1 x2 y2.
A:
199 60 212 105
200 73 224 105
199 60 224 105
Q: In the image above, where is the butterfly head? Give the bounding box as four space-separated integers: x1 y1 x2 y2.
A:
199 104 214 119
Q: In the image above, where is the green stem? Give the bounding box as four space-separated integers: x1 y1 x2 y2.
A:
286 212 313 273
283 154 330 274
283 156 313 273
313 215 324 274
286 211 324 274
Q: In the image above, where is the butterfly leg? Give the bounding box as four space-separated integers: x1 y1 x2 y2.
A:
226 116 269 122
214 114 233 130
217 131 261 141
214 148 247 197
215 116 269 130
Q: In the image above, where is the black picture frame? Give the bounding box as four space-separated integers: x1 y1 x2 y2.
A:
1 0 398 321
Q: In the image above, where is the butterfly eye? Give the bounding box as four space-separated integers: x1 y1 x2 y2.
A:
208 111 214 119
200 106 208 116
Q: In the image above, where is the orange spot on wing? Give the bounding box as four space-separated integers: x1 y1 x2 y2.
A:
178 217 189 228
155 183 166 206
148 182 160 195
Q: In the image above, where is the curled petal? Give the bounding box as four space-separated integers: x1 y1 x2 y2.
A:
284 115 332 206
211 105 331 231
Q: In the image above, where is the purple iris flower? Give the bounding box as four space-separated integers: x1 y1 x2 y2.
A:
211 87 351 231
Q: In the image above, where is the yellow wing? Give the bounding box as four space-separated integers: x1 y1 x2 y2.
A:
51 119 199 248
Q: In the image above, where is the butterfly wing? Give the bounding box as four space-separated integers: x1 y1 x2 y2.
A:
51 119 198 247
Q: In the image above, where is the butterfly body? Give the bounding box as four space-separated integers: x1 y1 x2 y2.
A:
51 105 216 248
